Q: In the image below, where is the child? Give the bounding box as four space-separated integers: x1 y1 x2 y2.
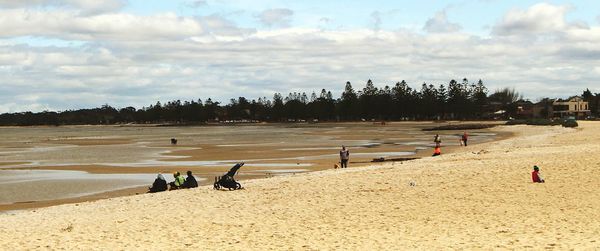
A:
432 146 441 156
532 165 545 183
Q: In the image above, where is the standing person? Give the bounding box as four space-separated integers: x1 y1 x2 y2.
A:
183 170 198 188
433 134 442 147
462 131 468 146
532 166 545 183
339 146 350 168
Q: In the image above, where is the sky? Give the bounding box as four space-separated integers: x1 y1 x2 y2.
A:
1 0 600 112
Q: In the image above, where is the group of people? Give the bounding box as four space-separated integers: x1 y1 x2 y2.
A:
431 131 469 156
148 170 198 193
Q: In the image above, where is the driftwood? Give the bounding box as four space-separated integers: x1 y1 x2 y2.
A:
372 157 419 162
422 124 497 131
352 157 420 164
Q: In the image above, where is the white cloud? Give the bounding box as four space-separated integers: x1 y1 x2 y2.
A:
256 8 293 27
493 3 570 36
188 0 207 8
0 0 125 14
319 17 331 24
197 14 255 37
0 9 205 41
1 3 600 112
423 10 462 33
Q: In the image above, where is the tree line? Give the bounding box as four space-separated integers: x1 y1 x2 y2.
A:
0 79 597 126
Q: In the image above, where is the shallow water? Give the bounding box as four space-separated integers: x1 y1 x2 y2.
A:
0 169 208 204
0 123 503 204
0 124 497 168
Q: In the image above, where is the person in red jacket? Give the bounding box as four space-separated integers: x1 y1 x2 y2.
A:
432 146 441 156
532 166 545 183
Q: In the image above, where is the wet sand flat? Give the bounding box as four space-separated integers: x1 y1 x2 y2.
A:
0 122 598 249
0 122 507 210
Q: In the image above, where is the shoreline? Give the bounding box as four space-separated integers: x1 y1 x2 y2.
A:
0 125 513 212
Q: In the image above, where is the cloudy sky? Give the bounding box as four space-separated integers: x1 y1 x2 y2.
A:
1 0 600 112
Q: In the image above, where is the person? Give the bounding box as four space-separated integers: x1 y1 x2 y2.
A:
432 146 441 156
532 166 545 183
339 146 350 168
433 134 441 147
183 170 198 188
169 172 185 190
148 173 168 193
461 131 468 146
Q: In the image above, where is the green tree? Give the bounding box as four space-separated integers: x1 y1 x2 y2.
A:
339 81 359 120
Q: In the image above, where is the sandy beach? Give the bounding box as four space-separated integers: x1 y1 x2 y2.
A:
1 122 599 249
0 122 507 210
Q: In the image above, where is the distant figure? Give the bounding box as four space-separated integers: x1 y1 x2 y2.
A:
432 146 441 156
532 166 545 183
171 138 178 145
169 172 185 190
462 132 468 146
339 146 350 168
433 134 442 147
148 173 168 193
183 170 198 188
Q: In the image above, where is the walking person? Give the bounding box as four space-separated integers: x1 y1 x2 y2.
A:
462 131 468 146
339 146 350 168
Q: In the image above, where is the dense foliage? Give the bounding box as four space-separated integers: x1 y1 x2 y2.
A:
0 79 596 126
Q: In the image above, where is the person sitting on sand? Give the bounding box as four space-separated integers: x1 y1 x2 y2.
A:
148 173 168 193
432 146 441 156
532 166 545 183
183 170 198 188
169 172 186 190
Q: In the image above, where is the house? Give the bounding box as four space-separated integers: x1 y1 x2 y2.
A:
552 96 590 119
532 98 555 118
515 100 534 118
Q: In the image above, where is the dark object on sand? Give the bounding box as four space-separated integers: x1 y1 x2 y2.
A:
371 157 419 162
561 119 578 128
170 138 178 145
214 163 244 190
422 124 496 131
505 119 561 126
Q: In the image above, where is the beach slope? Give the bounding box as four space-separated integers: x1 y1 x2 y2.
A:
1 122 599 250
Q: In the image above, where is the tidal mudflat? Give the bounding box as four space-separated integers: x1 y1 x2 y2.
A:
0 122 505 208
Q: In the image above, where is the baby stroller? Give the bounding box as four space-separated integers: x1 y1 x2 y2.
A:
214 163 244 190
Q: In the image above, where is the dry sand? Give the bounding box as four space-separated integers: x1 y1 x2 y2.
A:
1 122 599 249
